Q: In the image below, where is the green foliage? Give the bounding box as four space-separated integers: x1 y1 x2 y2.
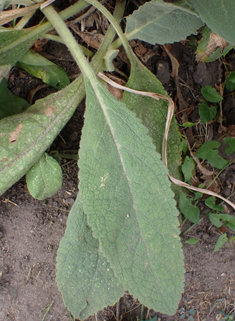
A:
185 238 199 245
17 50 70 90
179 192 200 224
56 196 124 320
0 78 30 119
26 152 63 200
196 140 228 169
121 52 182 197
209 213 235 231
125 0 203 45
181 156 195 182
0 75 85 196
78 78 184 315
205 196 224 212
187 0 235 45
182 122 197 128
224 137 235 156
213 233 228 252
199 101 217 124
225 71 235 91
201 86 223 103
0 28 39 82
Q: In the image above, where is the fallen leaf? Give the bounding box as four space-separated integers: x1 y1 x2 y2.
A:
206 32 228 56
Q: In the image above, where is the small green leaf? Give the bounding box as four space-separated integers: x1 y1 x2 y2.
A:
0 78 30 119
209 213 235 231
179 192 200 224
56 195 124 320
199 101 217 124
26 153 63 200
205 196 224 212
181 138 188 156
201 86 223 103
182 122 197 127
196 140 228 169
125 0 203 45
226 71 235 91
181 156 195 182
192 191 202 201
224 136 235 156
185 238 199 245
17 50 70 90
213 233 228 252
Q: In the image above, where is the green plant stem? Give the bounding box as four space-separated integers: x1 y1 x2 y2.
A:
42 5 92 78
92 1 126 73
41 1 126 87
85 0 136 66
14 10 37 30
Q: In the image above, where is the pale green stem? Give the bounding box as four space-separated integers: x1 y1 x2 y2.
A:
92 1 126 73
14 10 36 30
41 5 100 86
85 0 136 66
41 1 126 88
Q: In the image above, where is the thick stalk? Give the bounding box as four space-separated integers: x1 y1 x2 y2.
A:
40 5 98 86
41 1 126 88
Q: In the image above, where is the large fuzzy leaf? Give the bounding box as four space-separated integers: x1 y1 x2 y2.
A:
56 195 123 319
0 28 39 82
188 0 235 45
121 56 182 198
125 0 203 45
0 76 85 196
78 79 184 315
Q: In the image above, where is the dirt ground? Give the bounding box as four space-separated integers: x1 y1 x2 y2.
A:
1 2 235 321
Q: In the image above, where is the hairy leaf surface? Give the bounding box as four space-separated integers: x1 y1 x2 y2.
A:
125 0 203 45
121 56 182 198
78 79 184 315
56 195 123 319
0 76 85 196
0 28 39 82
188 0 235 45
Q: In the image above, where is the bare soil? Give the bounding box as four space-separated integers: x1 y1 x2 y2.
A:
1 3 235 321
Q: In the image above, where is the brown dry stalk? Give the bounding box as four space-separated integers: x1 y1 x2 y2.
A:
98 72 235 210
